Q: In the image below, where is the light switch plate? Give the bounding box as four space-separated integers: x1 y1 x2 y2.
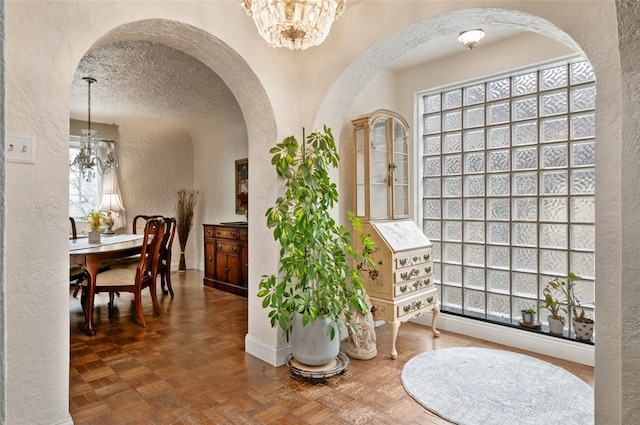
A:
6 132 36 164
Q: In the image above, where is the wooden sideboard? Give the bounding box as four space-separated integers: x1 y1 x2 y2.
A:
203 223 248 297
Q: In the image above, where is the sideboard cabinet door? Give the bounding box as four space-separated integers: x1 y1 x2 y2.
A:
203 224 248 297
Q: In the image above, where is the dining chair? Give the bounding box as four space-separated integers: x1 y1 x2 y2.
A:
70 217 87 298
132 214 163 234
157 217 176 297
81 218 166 328
110 214 164 268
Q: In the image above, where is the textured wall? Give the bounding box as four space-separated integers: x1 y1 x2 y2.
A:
314 2 622 424
116 118 195 266
0 1 632 424
616 1 640 424
0 0 6 422
3 1 282 423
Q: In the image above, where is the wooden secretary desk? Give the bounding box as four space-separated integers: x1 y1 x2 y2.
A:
352 109 440 359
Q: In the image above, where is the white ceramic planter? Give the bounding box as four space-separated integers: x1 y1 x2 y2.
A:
291 312 339 366
573 318 595 341
547 316 565 335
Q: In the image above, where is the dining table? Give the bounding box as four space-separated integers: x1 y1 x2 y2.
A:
69 233 144 335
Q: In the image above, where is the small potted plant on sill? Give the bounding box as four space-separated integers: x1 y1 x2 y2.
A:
547 272 594 341
541 284 567 335
83 210 106 243
520 306 537 324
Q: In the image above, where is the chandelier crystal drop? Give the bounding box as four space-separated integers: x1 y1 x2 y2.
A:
69 77 118 182
241 0 346 50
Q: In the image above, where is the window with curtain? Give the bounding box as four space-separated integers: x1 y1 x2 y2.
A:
69 136 102 218
419 59 596 333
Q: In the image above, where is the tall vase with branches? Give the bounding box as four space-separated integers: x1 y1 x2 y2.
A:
176 189 198 272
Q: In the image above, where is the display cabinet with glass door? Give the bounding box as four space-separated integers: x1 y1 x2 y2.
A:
351 109 440 359
352 109 410 221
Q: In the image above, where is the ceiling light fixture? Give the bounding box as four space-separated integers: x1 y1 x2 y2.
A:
458 29 485 49
69 77 118 182
241 0 346 50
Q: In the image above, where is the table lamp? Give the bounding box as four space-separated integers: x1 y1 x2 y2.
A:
99 192 125 233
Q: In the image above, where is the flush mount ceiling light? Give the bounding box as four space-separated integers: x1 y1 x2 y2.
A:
458 29 486 49
241 0 346 50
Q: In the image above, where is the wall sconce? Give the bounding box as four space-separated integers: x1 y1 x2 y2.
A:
458 29 485 49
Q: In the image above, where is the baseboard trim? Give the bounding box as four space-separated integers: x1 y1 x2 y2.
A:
245 333 290 367
411 312 594 367
53 415 74 425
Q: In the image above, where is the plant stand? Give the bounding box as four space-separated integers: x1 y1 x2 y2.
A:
285 352 349 384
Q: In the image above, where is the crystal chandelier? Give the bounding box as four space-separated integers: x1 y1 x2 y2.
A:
69 77 118 182
241 0 346 50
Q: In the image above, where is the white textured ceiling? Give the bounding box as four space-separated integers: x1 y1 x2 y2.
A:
69 27 522 122
70 40 238 122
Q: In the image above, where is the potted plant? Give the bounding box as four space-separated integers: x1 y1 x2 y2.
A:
83 210 105 243
257 126 376 367
541 284 567 335
547 272 594 341
520 306 537 324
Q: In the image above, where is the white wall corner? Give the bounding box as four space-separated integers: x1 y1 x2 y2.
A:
245 333 290 367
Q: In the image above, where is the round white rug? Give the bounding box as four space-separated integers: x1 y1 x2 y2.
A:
401 347 593 425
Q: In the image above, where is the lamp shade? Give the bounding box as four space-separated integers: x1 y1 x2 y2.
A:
99 193 125 212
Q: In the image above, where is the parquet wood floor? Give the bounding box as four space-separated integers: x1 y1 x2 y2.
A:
70 270 594 424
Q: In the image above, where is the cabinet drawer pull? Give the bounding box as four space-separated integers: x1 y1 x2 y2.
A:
423 253 430 261
401 271 408 280
400 285 408 293
399 258 407 266
412 256 419 262
425 266 432 273
412 268 420 276
233 246 238 252
231 231 236 238
206 229 212 236
208 257 212 262
427 296 433 304
215 230 221 236
403 305 411 313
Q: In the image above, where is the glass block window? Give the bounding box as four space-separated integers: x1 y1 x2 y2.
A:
419 60 596 332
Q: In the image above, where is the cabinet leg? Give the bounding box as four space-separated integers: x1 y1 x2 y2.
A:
432 304 441 337
390 320 401 359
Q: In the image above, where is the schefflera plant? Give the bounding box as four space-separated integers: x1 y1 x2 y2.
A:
257 126 376 341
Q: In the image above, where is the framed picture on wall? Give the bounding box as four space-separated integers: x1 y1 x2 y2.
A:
235 158 248 214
